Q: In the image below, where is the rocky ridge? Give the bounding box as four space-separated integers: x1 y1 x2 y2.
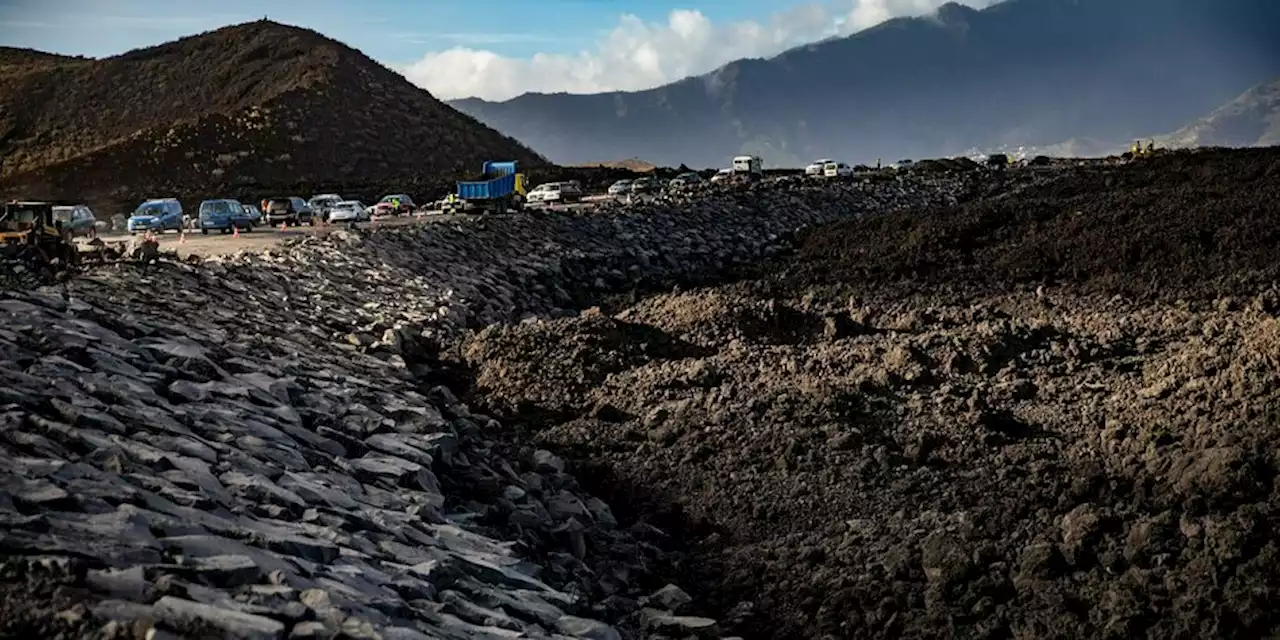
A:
0 173 974 638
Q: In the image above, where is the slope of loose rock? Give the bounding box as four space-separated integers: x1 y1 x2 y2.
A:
0 174 970 637
459 147 1280 638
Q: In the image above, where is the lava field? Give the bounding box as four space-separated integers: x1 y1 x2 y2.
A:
458 147 1280 638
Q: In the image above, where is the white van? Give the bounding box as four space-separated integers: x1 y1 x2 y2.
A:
731 155 763 174
823 161 853 178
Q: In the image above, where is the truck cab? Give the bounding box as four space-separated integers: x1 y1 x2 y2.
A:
732 155 763 175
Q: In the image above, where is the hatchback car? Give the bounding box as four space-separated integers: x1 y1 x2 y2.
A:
328 200 368 223
52 204 97 238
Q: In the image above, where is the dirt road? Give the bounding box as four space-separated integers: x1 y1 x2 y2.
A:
83 213 459 257
83 202 603 258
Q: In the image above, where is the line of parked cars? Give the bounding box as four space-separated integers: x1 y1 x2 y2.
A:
116 192 389 236
606 172 705 198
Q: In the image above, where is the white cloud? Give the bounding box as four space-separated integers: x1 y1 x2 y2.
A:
400 0 1002 102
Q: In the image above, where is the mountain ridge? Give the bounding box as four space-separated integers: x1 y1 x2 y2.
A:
0 20 546 212
448 0 1280 168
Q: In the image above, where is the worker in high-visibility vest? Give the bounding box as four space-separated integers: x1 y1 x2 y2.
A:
445 193 460 213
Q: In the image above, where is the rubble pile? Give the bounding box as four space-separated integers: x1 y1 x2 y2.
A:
0 173 973 638
458 147 1280 638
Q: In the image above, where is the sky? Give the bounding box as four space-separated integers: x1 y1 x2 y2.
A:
0 0 1001 102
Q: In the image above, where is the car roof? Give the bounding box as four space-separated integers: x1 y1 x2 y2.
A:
335 200 362 206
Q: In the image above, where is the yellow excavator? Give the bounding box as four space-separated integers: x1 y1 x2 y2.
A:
1129 139 1159 158
0 200 79 268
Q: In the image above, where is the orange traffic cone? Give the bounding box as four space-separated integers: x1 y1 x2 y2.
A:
233 226 239 238
178 231 186 244
280 222 287 231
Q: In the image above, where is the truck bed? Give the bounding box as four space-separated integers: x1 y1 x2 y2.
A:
457 173 516 200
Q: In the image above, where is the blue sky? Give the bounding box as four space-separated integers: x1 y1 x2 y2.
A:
0 0 788 59
0 0 996 100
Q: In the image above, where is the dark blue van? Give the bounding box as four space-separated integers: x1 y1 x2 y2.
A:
198 199 253 234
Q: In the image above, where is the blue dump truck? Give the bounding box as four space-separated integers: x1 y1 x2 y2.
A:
453 161 527 214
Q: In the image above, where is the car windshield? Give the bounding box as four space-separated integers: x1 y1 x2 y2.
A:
380 196 403 203
268 198 290 207
335 202 360 209
614 180 631 186
134 204 166 216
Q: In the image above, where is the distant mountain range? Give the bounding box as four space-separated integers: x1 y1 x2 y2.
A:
449 0 1280 168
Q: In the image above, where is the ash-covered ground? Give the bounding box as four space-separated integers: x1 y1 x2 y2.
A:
458 147 1280 639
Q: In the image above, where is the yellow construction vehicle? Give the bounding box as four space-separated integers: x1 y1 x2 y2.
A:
0 200 79 267
1129 139 1161 159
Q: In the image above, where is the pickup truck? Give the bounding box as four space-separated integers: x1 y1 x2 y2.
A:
456 161 526 214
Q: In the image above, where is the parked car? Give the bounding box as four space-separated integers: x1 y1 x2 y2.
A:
709 168 734 184
668 172 705 189
630 177 661 194
127 198 184 234
308 194 343 221
52 204 97 238
527 182 583 205
198 199 254 234
328 200 368 223
607 179 633 195
373 194 415 216
805 159 835 176
240 204 263 226
526 183 559 205
263 196 314 226
822 161 853 178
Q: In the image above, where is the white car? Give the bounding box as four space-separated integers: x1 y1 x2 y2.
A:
709 168 734 183
527 182 582 205
328 200 368 222
607 179 633 195
805 159 835 176
822 161 853 177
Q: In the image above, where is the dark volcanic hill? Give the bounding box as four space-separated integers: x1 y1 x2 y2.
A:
0 21 545 213
449 0 1280 168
